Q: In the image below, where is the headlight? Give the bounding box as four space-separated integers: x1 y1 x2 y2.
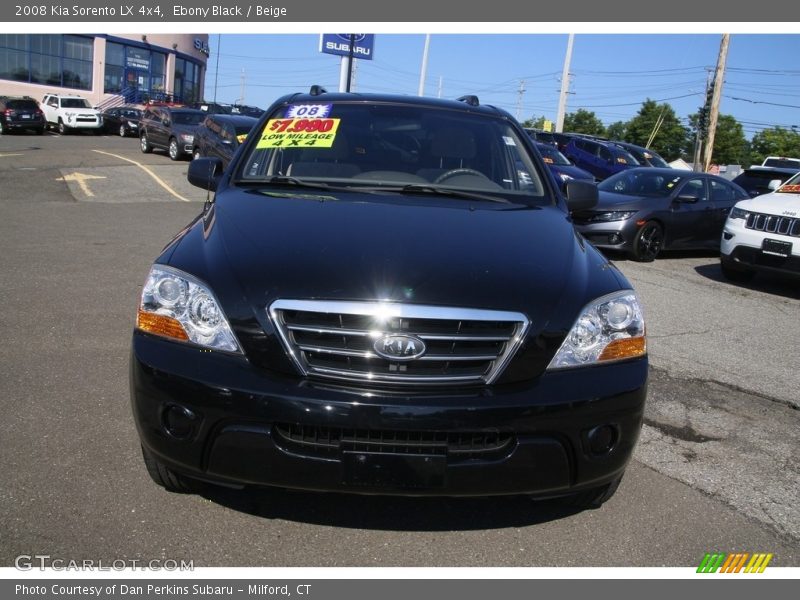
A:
136 265 242 353
585 211 636 223
547 290 646 369
729 206 749 220
180 134 194 143
128 121 137 128
558 173 574 182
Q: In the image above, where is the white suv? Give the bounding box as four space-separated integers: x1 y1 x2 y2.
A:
41 93 102 134
721 171 800 282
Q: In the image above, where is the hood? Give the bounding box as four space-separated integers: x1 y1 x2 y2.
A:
551 164 595 182
594 190 651 211
211 190 582 314
736 190 800 217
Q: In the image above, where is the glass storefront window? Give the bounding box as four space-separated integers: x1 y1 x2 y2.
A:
0 34 93 90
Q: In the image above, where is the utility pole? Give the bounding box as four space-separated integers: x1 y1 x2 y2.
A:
437 76 443 99
703 33 730 172
693 69 713 171
555 33 574 133
418 34 430 96
516 80 526 121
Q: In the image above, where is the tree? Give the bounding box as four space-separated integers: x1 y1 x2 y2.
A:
521 115 549 130
688 112 749 166
624 99 689 161
606 121 627 141
750 127 800 165
563 109 606 136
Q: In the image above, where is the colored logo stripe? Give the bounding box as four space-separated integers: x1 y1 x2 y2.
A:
697 553 773 573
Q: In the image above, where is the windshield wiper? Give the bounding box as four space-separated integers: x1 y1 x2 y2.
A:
396 184 512 204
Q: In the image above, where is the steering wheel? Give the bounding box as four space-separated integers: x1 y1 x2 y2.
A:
433 168 487 184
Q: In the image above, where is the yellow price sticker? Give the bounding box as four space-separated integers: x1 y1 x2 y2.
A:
257 118 341 149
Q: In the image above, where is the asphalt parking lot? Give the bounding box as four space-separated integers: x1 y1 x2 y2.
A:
0 131 798 567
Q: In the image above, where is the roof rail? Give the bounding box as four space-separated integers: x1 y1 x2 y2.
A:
456 95 480 107
309 85 328 96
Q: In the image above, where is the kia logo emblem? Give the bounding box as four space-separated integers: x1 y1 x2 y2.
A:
373 334 426 361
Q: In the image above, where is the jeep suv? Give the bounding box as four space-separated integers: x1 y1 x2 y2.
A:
0 96 45 135
139 106 206 160
721 171 800 282
130 90 648 507
41 93 102 134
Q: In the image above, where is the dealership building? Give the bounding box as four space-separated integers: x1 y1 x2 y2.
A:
0 34 208 106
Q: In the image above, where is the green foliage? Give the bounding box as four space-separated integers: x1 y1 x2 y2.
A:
750 127 800 165
686 112 749 166
624 99 689 161
564 109 606 136
606 121 627 141
521 115 549 129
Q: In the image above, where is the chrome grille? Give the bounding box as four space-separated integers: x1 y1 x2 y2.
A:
745 212 800 237
273 423 515 459
269 300 529 386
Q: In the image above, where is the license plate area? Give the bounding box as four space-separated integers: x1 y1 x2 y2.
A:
342 451 445 489
762 238 792 257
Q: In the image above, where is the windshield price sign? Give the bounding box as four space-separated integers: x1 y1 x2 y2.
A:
257 118 341 148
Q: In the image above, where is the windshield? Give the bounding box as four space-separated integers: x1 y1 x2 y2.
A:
626 146 669 168
778 171 800 193
238 101 546 199
599 170 685 197
610 147 640 166
173 112 205 126
120 109 141 119
764 158 800 169
536 144 571 166
62 98 91 108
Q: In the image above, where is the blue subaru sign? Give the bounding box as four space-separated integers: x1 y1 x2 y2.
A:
319 34 375 60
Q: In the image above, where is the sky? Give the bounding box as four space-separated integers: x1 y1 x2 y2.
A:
204 33 800 139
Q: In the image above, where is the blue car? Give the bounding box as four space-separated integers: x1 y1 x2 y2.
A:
534 141 595 186
564 137 640 181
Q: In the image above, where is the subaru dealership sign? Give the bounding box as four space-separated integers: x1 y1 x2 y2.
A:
319 34 375 60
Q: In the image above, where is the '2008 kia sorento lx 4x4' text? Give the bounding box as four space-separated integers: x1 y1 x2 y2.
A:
130 89 648 508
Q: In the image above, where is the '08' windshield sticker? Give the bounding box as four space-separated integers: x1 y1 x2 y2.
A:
285 104 333 118
257 118 341 149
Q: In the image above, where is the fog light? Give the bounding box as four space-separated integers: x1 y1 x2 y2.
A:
586 424 618 456
723 232 734 241
162 404 197 439
609 234 622 244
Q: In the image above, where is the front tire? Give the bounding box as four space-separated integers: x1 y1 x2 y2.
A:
168 137 181 161
141 446 194 494
57 119 69 135
119 124 127 137
631 221 663 262
140 132 152 153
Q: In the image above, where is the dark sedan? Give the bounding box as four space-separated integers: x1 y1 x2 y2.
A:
192 114 257 169
101 106 142 137
573 167 750 261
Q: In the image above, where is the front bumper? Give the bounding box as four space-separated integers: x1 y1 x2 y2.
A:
574 219 638 251
131 332 648 497
721 219 800 278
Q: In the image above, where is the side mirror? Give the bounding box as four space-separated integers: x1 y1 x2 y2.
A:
565 179 598 211
676 194 699 204
188 157 223 191
768 179 782 191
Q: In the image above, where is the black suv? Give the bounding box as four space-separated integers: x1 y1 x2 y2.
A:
0 96 45 135
192 114 257 168
131 90 648 507
139 105 206 160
